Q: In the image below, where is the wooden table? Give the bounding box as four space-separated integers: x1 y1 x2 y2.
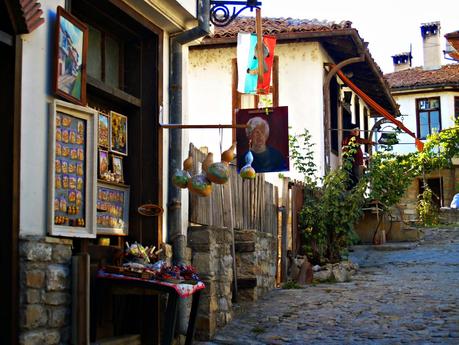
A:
95 272 204 345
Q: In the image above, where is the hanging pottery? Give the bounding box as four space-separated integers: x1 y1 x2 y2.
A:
207 143 236 185
221 142 236 163
188 173 212 197
172 156 193 189
240 150 256 179
201 152 214 174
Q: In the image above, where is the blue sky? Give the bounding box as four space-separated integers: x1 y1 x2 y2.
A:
250 0 458 73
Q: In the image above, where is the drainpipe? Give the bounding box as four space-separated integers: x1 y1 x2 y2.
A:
168 0 210 334
323 55 365 173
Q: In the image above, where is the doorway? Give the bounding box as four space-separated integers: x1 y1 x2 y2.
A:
0 1 20 344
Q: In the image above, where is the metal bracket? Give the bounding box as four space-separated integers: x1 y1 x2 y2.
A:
210 0 262 27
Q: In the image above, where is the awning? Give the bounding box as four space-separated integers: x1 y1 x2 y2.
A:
334 66 424 151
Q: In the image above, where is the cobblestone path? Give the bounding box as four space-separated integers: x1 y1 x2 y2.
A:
196 227 459 345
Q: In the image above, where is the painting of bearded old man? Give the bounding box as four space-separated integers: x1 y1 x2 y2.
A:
237 112 289 173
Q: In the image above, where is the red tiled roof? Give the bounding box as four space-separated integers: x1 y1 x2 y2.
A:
384 64 459 89
445 31 459 61
206 16 352 41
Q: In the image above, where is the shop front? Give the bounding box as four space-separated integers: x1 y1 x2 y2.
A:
11 0 203 344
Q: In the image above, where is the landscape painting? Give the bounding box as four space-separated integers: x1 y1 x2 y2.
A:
54 6 88 105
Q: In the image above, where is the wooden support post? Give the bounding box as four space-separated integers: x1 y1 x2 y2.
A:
280 177 290 283
222 181 238 302
72 253 90 345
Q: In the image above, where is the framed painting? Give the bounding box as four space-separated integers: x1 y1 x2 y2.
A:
96 182 130 236
53 6 88 106
49 100 97 238
98 149 109 178
110 111 128 156
111 154 124 183
236 106 289 173
98 113 110 148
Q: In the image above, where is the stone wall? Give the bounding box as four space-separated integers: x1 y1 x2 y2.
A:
19 236 73 345
234 230 276 302
397 167 458 223
187 226 233 340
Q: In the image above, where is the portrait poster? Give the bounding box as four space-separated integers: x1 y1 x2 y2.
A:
53 6 88 105
236 106 289 173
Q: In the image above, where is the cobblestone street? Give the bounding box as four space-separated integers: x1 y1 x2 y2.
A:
196 227 459 345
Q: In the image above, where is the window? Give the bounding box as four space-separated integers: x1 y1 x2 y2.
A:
455 97 459 120
363 107 369 153
354 95 360 128
87 24 123 89
416 97 441 139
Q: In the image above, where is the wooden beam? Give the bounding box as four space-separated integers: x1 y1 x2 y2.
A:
255 8 263 84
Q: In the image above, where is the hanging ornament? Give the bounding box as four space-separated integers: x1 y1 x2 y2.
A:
207 143 236 185
201 152 214 174
172 156 193 189
240 150 256 179
188 155 213 197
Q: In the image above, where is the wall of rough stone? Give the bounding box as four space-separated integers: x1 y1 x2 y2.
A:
187 226 233 340
187 226 277 340
19 236 73 345
234 230 277 302
396 167 458 223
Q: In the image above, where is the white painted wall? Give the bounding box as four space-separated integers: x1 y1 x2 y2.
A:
390 91 459 154
20 0 65 236
177 0 197 17
188 41 333 187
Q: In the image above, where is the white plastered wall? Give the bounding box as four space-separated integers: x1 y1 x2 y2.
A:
188 41 333 188
20 0 66 235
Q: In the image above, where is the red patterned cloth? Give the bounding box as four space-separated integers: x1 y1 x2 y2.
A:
97 270 205 298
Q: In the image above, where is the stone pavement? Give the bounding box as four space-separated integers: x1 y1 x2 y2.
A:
195 227 459 345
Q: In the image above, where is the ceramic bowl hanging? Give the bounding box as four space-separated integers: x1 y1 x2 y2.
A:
240 150 256 180
172 156 193 189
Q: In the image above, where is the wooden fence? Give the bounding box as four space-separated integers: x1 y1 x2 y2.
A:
188 144 278 235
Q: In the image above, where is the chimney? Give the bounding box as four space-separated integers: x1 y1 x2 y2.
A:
421 21 442 70
392 52 412 72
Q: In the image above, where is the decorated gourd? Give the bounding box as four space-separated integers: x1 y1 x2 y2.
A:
172 156 193 189
221 142 236 163
188 173 212 197
201 153 214 174
240 150 256 179
207 143 236 184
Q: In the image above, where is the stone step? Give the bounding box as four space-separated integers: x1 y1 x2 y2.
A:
91 335 141 345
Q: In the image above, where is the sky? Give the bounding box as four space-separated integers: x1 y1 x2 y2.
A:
249 0 458 73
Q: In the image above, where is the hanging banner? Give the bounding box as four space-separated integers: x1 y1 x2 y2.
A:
237 33 276 94
236 106 289 173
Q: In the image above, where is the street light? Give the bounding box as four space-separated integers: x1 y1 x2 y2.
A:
210 0 262 27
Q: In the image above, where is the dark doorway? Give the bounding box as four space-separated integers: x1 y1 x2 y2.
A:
419 177 444 208
0 1 19 344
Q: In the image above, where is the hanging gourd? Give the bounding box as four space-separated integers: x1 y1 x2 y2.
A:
172 156 193 189
240 150 256 179
188 154 213 197
207 143 236 185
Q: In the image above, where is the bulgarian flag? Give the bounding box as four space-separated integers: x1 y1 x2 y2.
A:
237 33 276 94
